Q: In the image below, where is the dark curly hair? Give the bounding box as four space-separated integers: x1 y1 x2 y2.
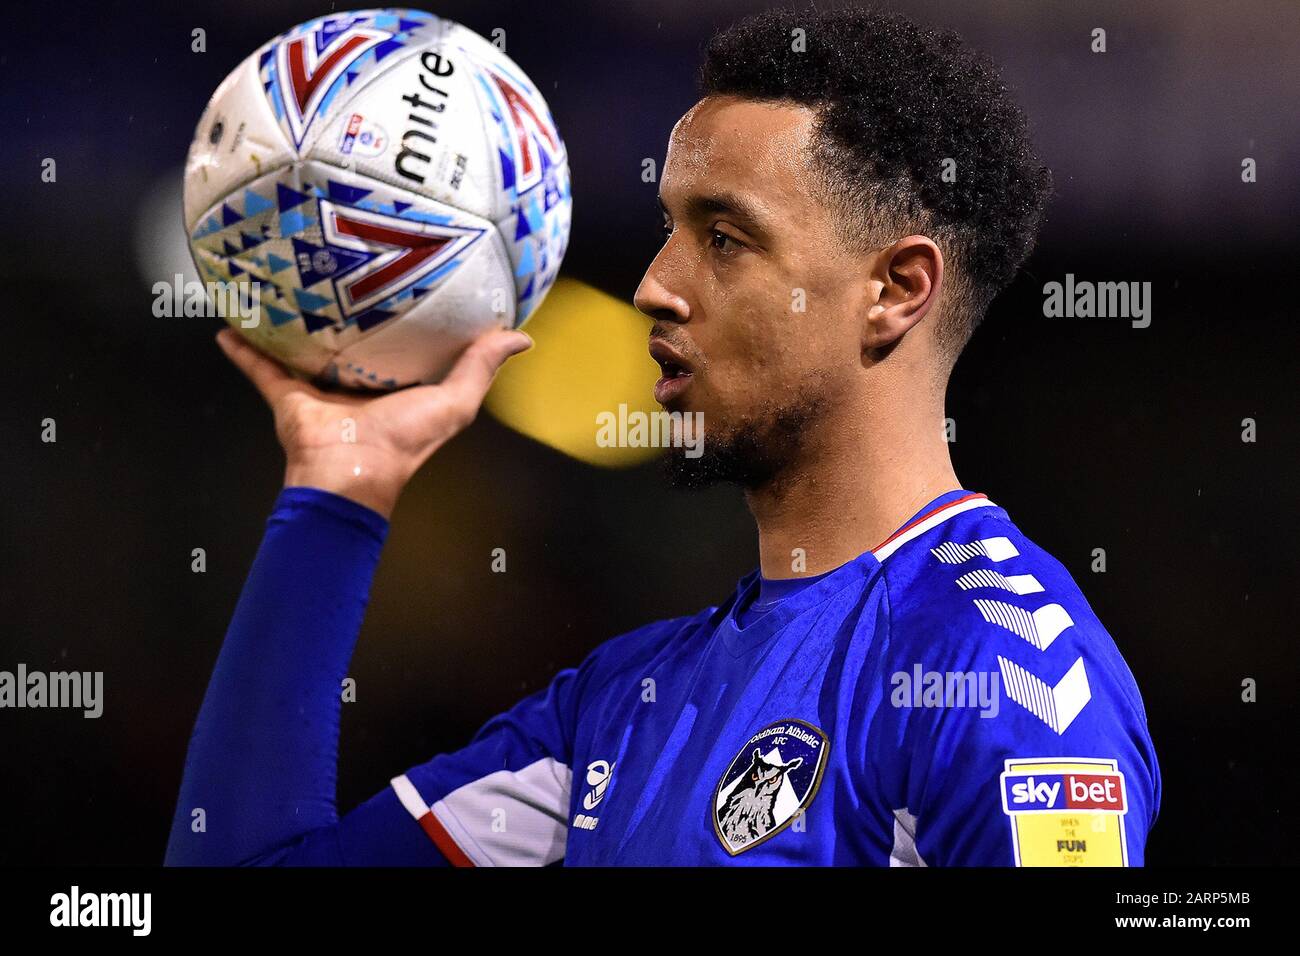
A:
699 4 1052 363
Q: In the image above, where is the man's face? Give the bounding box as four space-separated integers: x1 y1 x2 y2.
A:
634 95 873 489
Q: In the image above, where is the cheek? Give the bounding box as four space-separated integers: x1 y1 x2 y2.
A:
717 282 790 361
707 335 805 413
699 291 809 392
696 268 849 400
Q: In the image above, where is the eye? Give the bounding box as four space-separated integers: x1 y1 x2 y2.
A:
710 229 742 255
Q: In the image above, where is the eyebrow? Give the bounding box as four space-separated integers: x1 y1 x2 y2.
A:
659 190 772 235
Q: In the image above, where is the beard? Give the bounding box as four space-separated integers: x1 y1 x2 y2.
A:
661 386 831 492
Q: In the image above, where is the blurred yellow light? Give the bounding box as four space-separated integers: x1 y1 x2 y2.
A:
485 278 662 468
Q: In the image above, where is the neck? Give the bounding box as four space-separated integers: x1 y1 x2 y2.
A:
745 385 959 579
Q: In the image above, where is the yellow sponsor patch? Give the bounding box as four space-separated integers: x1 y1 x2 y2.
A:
1000 757 1129 866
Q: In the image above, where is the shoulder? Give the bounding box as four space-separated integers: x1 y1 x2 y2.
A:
867 496 1160 860
876 497 1147 728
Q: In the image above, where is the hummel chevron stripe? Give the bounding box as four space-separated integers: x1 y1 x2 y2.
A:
974 599 1074 650
930 536 1020 565
996 655 1093 735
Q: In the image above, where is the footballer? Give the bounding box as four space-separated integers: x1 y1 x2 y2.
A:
167 7 1160 866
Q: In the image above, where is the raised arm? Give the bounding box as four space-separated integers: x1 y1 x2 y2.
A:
165 327 531 865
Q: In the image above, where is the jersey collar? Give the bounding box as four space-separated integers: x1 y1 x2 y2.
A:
870 491 996 562
717 489 996 655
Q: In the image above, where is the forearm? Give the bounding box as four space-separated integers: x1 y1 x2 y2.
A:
164 486 388 865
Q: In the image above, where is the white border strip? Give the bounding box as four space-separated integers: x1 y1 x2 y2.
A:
390 773 430 820
872 497 997 562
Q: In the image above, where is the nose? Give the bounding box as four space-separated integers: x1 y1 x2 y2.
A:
633 249 691 324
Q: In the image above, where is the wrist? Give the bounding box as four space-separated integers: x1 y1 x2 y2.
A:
283 449 408 520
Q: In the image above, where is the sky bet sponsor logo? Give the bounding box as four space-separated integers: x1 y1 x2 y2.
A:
1001 769 1127 815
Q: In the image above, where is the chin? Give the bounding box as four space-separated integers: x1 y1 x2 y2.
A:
661 397 699 419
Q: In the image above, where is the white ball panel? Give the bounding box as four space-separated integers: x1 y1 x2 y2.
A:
306 39 498 220
183 54 293 231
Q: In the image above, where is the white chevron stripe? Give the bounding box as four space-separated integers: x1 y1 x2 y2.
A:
955 569 1045 594
974 599 1074 650
997 655 1092 735
1004 573 1045 594
930 535 1019 565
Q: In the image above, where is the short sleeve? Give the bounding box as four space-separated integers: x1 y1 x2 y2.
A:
385 666 582 866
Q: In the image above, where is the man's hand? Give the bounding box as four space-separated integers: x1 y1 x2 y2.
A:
215 326 532 518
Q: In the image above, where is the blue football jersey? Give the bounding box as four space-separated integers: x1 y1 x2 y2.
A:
388 490 1160 866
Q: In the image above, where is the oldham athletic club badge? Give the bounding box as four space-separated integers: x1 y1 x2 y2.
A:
713 719 829 855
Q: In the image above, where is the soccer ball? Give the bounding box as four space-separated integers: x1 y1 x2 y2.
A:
184 9 571 390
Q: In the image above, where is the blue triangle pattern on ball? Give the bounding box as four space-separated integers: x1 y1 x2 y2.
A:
243 188 275 217
327 181 372 204
354 307 395 332
264 304 296 327
300 311 336 333
266 253 294 274
277 183 311 213
279 209 308 239
293 287 334 313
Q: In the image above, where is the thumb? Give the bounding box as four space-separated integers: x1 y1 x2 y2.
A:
437 328 533 409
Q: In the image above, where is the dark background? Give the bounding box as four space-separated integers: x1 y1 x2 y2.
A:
1 0 1296 865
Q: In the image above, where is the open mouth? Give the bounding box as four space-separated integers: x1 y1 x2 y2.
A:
656 358 690 380
649 339 695 404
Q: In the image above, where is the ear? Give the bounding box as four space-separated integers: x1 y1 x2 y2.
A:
862 235 943 353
